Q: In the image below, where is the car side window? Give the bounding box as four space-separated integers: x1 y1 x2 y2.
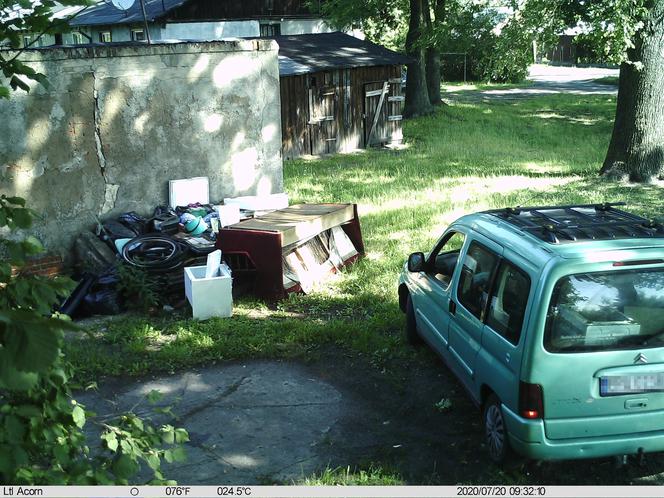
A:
429 231 466 287
457 242 499 320
486 261 531 345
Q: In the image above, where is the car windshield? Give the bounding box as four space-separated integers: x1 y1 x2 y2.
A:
544 269 664 353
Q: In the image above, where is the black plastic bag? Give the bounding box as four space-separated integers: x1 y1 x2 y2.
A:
74 232 117 275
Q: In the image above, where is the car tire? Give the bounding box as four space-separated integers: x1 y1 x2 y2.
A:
483 394 513 464
405 294 422 345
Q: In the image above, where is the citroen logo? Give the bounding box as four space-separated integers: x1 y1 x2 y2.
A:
634 353 648 364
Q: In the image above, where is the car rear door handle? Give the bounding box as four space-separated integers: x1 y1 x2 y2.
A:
625 398 648 409
449 300 457 315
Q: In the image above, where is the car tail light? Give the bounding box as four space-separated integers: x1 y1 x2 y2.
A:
519 381 544 419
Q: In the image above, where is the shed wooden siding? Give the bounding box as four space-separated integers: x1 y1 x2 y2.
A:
280 65 402 159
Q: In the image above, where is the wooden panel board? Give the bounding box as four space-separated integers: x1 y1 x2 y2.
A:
227 203 355 247
281 65 404 159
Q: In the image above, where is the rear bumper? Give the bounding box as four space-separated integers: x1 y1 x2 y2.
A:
503 405 664 460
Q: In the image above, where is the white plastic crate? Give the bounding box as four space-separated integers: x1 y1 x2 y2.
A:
184 263 232 319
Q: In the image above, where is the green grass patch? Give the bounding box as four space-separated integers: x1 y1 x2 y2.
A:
442 81 531 93
592 76 619 85
296 465 404 485
66 92 664 381
66 300 407 381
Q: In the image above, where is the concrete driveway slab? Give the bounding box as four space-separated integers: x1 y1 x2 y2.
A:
76 361 346 484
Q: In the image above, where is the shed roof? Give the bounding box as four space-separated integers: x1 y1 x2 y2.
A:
70 0 187 26
271 32 411 76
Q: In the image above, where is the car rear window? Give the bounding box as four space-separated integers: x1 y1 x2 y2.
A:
544 269 664 353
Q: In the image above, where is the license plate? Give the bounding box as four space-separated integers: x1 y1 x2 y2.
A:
600 373 664 396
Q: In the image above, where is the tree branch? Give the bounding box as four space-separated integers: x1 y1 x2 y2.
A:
5 3 92 66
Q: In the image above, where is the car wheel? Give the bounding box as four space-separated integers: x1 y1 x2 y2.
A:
405 294 422 345
483 394 512 464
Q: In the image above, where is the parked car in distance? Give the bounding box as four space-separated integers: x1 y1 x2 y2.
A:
398 203 664 463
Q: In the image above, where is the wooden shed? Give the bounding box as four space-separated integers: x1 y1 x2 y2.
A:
272 32 412 159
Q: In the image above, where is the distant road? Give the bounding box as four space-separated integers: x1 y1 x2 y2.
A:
444 64 619 102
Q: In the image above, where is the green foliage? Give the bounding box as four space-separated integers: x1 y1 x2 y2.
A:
1 364 188 484
298 465 404 485
316 0 408 51
0 0 90 97
116 265 161 312
566 0 649 64
485 8 555 83
0 195 75 391
0 197 188 484
317 0 651 81
437 1 560 83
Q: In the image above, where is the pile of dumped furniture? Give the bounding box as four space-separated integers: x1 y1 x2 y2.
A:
62 177 364 320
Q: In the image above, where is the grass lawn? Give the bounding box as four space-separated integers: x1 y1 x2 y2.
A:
592 75 620 86
66 91 664 379
441 81 532 93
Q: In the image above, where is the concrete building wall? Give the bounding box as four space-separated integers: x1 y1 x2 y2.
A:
86 24 161 43
0 40 283 256
279 19 332 35
161 20 260 40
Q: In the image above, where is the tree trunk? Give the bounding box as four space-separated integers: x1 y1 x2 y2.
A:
403 0 434 118
601 3 664 182
424 0 441 105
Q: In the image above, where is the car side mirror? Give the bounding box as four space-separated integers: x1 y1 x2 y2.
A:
408 252 425 272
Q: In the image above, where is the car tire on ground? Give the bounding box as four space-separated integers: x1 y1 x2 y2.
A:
483 394 513 464
406 294 423 345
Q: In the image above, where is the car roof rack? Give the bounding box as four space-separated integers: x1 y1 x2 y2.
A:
484 202 664 244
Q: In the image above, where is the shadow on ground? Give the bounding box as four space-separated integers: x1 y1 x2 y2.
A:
76 348 664 485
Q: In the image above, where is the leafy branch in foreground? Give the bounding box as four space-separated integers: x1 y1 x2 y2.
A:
0 195 188 484
1 0 91 97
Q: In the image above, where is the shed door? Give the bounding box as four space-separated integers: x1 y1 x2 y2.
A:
364 78 404 147
308 81 338 155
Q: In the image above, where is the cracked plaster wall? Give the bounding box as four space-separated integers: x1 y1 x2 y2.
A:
0 40 283 257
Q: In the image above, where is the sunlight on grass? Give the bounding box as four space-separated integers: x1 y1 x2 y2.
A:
442 82 531 93
528 112 603 125
297 466 404 485
592 76 619 86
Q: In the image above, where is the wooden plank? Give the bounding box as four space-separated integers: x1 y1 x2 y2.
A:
366 81 389 146
388 96 405 102
365 89 384 97
387 115 403 121
229 203 355 247
344 68 351 130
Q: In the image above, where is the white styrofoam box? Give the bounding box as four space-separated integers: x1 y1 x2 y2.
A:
216 204 241 227
222 192 289 212
169 177 209 208
184 263 232 320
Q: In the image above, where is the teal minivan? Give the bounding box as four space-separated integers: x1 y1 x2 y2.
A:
398 203 664 463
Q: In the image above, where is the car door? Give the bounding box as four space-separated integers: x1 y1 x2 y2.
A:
478 259 533 409
410 230 467 356
448 238 502 391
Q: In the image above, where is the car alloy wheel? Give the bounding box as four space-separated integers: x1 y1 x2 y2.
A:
483 394 509 463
